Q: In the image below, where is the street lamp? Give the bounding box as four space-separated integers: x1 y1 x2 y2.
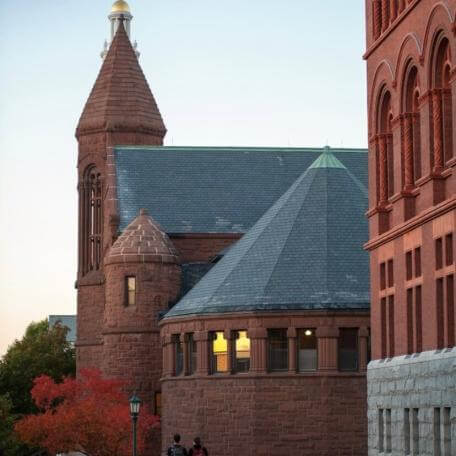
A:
129 394 141 456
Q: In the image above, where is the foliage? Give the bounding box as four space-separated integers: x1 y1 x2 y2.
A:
15 369 159 456
0 320 75 416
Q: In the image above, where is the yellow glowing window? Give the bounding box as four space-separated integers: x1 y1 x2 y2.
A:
211 332 228 373
125 276 136 306
235 330 250 373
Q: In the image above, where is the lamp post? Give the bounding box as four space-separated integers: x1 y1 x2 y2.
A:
129 394 141 456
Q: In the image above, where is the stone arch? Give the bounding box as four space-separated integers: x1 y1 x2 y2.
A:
394 33 423 86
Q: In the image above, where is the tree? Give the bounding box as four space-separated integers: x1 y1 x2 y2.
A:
0 320 75 415
15 369 159 456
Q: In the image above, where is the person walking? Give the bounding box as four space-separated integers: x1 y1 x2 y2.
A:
167 434 188 456
188 437 208 456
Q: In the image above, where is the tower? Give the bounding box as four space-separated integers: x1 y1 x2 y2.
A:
365 1 456 454
75 2 166 374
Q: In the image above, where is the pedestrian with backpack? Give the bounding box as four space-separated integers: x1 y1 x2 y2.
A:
167 434 188 456
188 437 208 456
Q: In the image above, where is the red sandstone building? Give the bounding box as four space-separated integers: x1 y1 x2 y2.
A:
75 2 372 455
364 0 456 454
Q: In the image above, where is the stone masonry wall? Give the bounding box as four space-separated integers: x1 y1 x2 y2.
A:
162 374 367 456
368 348 456 455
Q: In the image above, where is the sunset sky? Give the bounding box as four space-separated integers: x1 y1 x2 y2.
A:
0 0 367 355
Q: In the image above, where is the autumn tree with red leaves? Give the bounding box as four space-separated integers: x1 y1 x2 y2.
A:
15 369 159 456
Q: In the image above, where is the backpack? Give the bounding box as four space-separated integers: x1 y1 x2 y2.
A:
172 446 185 456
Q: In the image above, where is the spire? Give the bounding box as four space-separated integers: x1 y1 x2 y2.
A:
76 21 166 140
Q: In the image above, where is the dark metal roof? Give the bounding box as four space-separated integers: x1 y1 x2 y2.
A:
165 150 369 317
114 146 367 234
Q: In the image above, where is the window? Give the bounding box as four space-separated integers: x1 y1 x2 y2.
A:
407 288 414 354
386 409 392 453
415 286 423 353
154 392 162 416
188 333 197 375
381 297 387 359
297 328 317 371
234 330 250 373
125 276 136 306
173 335 183 376
404 408 411 455
80 166 103 275
447 275 455 348
378 409 384 453
338 328 358 371
443 408 451 456
210 332 228 374
434 408 442 456
268 329 288 371
437 278 444 349
380 262 387 290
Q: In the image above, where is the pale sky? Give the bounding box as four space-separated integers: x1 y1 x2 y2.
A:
0 1 367 356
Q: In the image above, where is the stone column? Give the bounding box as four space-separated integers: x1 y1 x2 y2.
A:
316 327 339 371
403 113 414 189
287 328 297 373
194 331 209 376
358 327 370 372
224 329 234 374
398 0 405 12
248 328 267 374
433 89 444 173
381 0 389 32
389 0 397 21
373 1 382 40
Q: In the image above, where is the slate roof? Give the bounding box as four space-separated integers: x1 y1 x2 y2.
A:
114 146 367 234
164 149 369 317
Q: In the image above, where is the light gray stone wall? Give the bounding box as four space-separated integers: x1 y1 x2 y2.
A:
368 348 456 456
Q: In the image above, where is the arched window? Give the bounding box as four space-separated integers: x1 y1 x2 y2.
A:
431 35 453 170
402 64 421 188
376 88 395 205
79 166 103 275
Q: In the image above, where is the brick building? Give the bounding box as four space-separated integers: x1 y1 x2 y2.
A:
364 0 456 454
75 1 371 455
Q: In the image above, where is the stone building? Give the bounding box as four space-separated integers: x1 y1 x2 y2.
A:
75 1 371 455
364 0 456 454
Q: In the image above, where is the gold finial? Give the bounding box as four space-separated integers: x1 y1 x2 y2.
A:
111 0 130 13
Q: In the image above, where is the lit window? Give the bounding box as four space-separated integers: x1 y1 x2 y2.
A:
234 330 250 373
188 333 197 375
338 328 359 371
268 329 288 371
125 276 136 306
211 332 228 374
173 335 183 376
297 329 317 371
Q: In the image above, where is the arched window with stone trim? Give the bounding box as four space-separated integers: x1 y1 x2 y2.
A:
431 34 453 170
376 87 395 205
79 166 103 276
402 63 421 188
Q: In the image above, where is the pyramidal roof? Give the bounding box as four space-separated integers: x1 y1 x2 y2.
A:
76 21 166 138
165 149 369 318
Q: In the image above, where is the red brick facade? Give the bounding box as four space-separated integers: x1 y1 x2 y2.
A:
365 0 456 359
160 313 370 456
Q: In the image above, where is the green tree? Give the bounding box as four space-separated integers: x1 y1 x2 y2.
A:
0 320 75 415
0 319 75 456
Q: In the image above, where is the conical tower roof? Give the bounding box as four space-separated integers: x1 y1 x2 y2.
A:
105 209 179 265
76 21 166 138
165 149 369 318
